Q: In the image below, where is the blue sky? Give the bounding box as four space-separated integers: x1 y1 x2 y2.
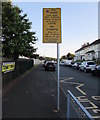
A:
13 2 98 58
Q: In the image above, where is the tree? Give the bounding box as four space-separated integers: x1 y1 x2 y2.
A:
45 57 56 61
2 2 37 60
61 53 75 60
67 53 75 60
61 55 67 60
39 56 44 60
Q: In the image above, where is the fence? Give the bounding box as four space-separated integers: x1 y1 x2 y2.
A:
2 58 34 87
67 90 94 120
33 59 44 65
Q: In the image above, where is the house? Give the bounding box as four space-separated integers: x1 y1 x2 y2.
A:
3 0 12 2
75 39 100 61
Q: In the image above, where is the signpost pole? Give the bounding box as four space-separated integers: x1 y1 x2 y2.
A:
43 8 61 111
57 43 60 111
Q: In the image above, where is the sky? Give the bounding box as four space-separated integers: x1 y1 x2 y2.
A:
13 1 98 58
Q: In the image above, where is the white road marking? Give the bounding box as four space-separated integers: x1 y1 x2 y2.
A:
76 84 86 95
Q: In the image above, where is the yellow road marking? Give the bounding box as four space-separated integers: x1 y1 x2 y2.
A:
92 96 100 101
85 102 98 109
92 116 100 119
60 77 74 82
92 109 100 114
77 96 90 102
60 81 80 85
76 84 86 95
50 72 86 95
50 72 100 118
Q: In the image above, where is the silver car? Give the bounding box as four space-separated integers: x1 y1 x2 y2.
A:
79 61 96 72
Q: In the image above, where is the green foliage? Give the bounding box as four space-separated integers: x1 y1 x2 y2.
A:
67 53 75 60
45 57 56 61
94 59 100 65
39 56 44 60
61 55 67 60
2 2 37 60
61 53 75 60
97 60 100 65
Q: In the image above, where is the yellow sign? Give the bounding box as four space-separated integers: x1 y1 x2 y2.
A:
2 62 15 73
43 8 61 43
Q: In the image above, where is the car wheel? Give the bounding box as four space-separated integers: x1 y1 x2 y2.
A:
84 68 87 73
45 68 47 71
79 68 81 71
92 71 96 76
92 72 94 76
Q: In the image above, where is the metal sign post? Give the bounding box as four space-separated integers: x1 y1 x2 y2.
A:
57 43 60 111
43 8 61 111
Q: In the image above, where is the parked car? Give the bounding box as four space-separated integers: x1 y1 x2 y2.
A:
79 61 96 72
65 60 72 66
54 61 57 64
91 65 100 76
45 61 55 71
70 61 75 67
60 61 65 66
72 62 81 70
43 60 47 67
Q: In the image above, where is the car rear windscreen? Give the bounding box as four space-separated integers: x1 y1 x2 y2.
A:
77 62 81 65
47 63 54 66
87 62 95 65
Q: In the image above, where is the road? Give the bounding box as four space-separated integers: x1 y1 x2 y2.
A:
51 65 100 119
2 64 100 119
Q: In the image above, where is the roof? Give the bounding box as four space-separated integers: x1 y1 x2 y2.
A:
85 50 95 54
75 39 100 53
82 61 95 63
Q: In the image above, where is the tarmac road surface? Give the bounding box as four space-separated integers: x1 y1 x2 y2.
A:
2 65 67 118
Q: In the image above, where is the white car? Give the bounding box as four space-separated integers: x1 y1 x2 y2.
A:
79 61 96 72
65 60 72 66
72 62 81 70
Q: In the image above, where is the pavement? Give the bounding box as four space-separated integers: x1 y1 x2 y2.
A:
2 65 67 119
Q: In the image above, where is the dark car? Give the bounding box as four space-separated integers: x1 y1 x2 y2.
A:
45 61 55 71
72 62 81 70
91 65 100 76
